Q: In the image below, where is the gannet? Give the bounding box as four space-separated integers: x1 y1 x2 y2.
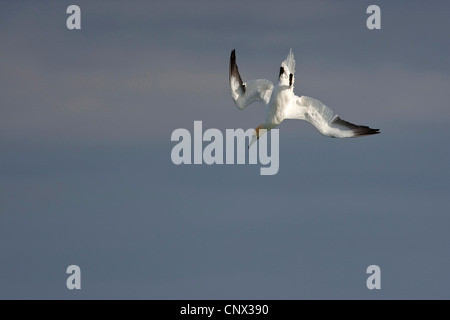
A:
229 49 380 146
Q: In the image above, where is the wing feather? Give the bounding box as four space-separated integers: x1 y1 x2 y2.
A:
285 95 380 138
229 49 273 110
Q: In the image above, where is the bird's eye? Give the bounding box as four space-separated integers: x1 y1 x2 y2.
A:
279 67 284 78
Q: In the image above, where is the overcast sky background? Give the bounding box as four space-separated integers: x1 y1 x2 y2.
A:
1 0 449 299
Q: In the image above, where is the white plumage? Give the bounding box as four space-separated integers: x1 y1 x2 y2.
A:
229 49 379 146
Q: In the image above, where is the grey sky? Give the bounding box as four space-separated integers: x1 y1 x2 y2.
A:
1 1 449 299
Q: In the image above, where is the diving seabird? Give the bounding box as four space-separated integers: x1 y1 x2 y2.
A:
229 49 380 146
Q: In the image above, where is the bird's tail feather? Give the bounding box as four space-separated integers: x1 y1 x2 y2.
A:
283 48 295 74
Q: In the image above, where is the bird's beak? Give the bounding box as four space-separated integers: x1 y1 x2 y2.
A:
248 125 262 149
248 133 258 149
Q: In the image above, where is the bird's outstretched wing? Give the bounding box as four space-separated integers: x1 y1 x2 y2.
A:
285 95 380 138
229 49 273 110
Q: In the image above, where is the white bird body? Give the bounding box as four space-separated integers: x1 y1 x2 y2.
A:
266 85 290 127
229 49 379 146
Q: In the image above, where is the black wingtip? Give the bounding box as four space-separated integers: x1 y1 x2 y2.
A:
279 66 284 78
353 127 380 137
230 49 236 76
332 117 380 137
229 49 245 93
